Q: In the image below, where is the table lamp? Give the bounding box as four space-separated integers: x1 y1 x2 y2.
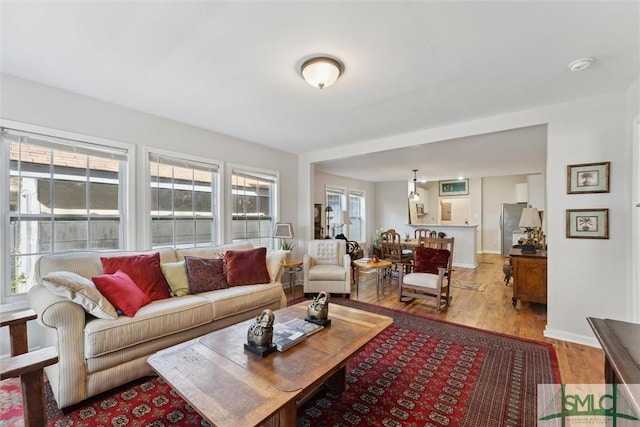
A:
273 222 294 251
332 210 352 236
518 207 542 254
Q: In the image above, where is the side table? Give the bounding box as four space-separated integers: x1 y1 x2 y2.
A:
352 259 392 301
281 258 303 299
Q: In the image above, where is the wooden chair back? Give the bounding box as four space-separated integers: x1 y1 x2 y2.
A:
416 237 455 273
414 228 430 239
380 230 402 261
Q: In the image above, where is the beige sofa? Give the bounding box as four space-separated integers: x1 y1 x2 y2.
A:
28 242 287 409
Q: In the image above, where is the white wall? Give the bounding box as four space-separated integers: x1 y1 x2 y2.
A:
544 94 631 344
625 78 639 323
303 90 637 346
0 74 299 354
0 74 299 244
374 181 410 237
312 171 375 250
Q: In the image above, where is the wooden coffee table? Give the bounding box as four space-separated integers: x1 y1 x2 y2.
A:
147 301 392 427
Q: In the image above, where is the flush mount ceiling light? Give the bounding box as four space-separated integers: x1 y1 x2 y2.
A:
568 57 595 72
301 57 342 89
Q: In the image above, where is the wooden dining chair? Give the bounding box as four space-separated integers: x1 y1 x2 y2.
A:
414 228 430 239
398 237 454 311
380 229 412 275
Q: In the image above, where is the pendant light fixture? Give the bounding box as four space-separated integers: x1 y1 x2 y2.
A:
409 169 420 201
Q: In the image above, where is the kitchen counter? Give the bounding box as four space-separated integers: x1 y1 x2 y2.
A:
407 224 478 268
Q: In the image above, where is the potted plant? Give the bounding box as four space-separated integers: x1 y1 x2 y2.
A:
280 240 295 262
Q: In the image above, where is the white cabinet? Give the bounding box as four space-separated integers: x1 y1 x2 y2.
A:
527 174 545 211
515 183 528 203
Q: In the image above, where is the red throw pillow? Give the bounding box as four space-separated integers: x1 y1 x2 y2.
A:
101 253 171 301
184 256 228 293
225 247 270 286
413 247 450 274
92 270 151 317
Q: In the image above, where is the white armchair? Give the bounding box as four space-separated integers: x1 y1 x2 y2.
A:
303 240 351 296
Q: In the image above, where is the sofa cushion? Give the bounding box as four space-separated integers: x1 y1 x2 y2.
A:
402 272 441 289
101 252 171 301
184 257 228 293
311 240 342 265
225 247 270 286
309 265 347 281
175 242 253 261
413 247 450 274
34 248 178 284
92 270 151 317
84 295 214 358
161 261 190 297
41 271 118 319
195 282 284 320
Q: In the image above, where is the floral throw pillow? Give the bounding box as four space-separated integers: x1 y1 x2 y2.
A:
184 256 228 293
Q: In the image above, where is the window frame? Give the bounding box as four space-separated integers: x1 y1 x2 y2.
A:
229 164 279 248
1 120 135 310
144 147 223 249
325 185 346 237
348 188 366 241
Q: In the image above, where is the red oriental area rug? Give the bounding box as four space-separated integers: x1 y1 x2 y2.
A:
0 299 560 427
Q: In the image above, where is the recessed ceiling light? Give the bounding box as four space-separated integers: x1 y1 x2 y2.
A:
568 57 595 72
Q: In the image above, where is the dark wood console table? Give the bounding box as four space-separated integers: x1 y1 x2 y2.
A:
509 248 547 307
587 317 640 413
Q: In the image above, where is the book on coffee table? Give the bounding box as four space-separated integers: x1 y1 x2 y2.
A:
272 318 324 351
283 317 324 336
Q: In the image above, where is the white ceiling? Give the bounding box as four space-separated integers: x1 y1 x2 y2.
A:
1 1 638 182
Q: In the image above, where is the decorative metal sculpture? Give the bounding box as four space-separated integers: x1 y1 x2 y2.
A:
307 291 330 323
247 309 275 348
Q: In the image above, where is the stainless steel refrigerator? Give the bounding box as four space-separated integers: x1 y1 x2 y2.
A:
500 203 527 256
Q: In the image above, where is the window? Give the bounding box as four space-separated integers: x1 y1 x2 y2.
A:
2 127 129 303
326 186 345 237
149 152 220 248
231 167 278 247
349 190 365 241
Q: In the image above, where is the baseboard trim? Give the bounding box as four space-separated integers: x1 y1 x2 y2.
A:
452 262 478 269
543 328 601 348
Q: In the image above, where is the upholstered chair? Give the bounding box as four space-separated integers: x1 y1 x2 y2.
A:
303 239 351 296
398 237 454 311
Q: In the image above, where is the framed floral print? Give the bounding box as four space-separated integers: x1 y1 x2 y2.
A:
567 162 610 194
566 208 609 239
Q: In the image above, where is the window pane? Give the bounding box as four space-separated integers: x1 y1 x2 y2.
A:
89 220 120 249
9 254 39 296
10 218 52 254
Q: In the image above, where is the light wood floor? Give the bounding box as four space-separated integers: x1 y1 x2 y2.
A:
287 253 604 384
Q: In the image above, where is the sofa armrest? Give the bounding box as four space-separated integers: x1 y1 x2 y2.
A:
303 254 312 288
266 250 287 283
342 254 352 284
28 284 88 407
